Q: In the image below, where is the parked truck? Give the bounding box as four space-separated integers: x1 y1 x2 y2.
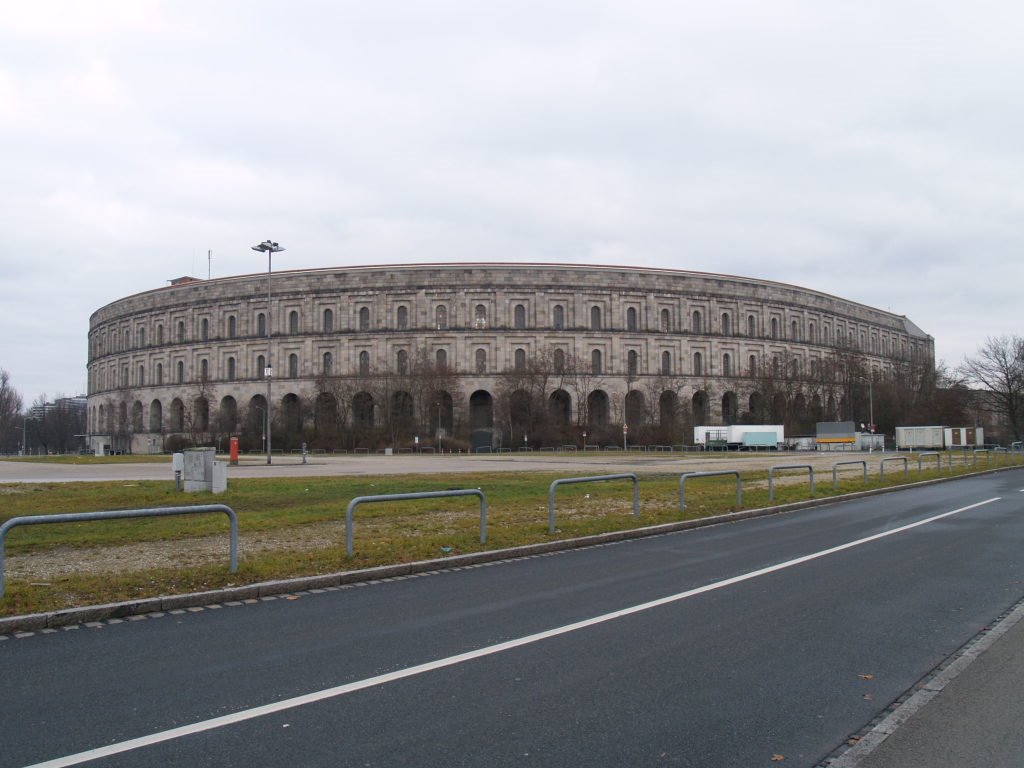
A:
693 425 784 450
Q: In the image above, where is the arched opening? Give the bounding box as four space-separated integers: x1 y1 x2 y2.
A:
281 393 303 434
810 393 823 423
149 399 163 433
359 351 370 375
390 391 415 436
692 310 702 333
721 313 731 335
628 350 639 377
625 390 645 427
627 307 638 331
353 392 375 429
661 309 670 332
826 395 837 421
659 391 679 426
553 349 565 374
323 308 333 333
771 393 787 423
397 305 409 330
721 391 738 425
590 305 601 331
748 392 764 422
359 306 370 330
475 348 487 373
509 390 532 434
553 305 565 329
691 390 709 425
431 391 454 436
661 351 671 375
170 399 185 432
470 390 494 429
587 390 609 427
397 349 408 375
436 305 448 330
793 392 807 428
549 389 571 426
193 397 209 432
289 311 299 334
131 401 144 433
591 349 602 375
314 392 338 436
219 396 237 434
514 304 526 329
248 395 267 442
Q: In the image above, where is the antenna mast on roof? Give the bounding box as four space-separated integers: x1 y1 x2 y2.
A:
208 250 212 279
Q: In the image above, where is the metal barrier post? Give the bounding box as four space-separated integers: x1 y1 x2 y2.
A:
345 489 487 557
831 460 868 491
880 456 909 479
768 464 814 502
679 471 742 512
973 448 990 467
918 452 942 473
548 474 639 534
0 504 238 599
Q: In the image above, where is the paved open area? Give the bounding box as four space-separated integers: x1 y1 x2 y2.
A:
0 450 925 483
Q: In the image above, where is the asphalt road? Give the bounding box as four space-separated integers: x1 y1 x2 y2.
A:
3 469 1023 767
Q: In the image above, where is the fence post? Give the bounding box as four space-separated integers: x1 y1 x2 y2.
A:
0 504 238 599
344 489 488 557
679 471 743 513
548 474 639 534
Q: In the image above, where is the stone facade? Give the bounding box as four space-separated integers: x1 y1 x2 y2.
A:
86 263 934 452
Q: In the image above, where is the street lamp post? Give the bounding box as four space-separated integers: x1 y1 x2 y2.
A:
251 240 285 465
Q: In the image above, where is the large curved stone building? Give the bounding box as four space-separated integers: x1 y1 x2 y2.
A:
86 263 933 453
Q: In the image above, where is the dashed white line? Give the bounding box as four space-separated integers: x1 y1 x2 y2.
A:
26 497 1002 768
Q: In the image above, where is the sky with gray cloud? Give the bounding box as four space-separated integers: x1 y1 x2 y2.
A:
2 0 1020 406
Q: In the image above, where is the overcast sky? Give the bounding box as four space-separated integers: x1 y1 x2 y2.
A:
2 0 1021 406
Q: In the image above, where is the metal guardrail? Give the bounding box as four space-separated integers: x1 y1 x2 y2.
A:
345 490 487 556
880 456 909 480
973 448 990 467
768 464 814 502
918 452 943 473
548 474 639 534
679 471 742 512
992 447 1010 466
0 504 238 599
832 460 868 491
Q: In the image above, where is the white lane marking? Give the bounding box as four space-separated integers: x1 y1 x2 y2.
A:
28 497 1002 768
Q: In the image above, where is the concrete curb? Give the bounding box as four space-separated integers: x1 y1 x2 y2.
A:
1 463 1018 635
824 597 1024 767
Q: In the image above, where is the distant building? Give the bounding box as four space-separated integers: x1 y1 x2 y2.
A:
86 263 934 453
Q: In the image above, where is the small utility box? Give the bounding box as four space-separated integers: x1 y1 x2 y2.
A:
212 460 228 494
183 448 216 493
172 452 184 491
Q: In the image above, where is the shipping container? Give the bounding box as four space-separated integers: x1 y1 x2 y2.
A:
895 426 945 450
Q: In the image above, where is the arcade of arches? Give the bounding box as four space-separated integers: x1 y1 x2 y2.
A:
126 384 846 452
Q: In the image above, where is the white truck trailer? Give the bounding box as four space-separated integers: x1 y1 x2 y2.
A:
693 425 784 450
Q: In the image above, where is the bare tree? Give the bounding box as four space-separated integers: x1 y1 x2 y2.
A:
562 352 607 427
959 335 1024 441
0 370 23 453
